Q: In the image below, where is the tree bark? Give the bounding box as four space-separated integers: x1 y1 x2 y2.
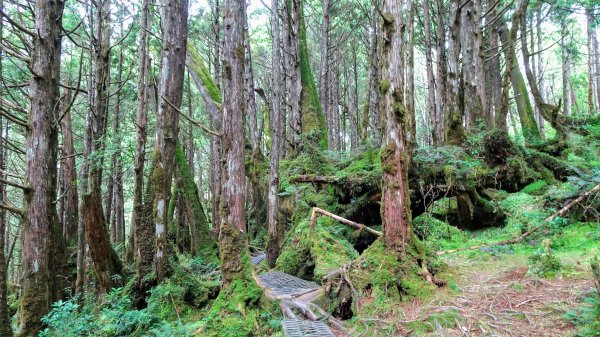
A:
561 19 570 116
284 0 302 151
110 36 125 246
444 0 465 145
406 0 416 146
152 0 189 281
498 19 541 144
364 0 382 146
60 91 79 247
267 0 284 268
381 0 413 251
19 0 65 335
0 2 11 330
298 0 327 149
130 0 152 264
423 0 439 145
435 0 447 143
586 8 596 114
219 0 253 286
319 0 331 148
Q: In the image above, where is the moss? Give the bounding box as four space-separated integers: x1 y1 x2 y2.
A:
174 143 218 262
379 80 390 95
298 0 327 150
186 43 222 105
349 239 437 304
276 219 358 281
522 180 549 195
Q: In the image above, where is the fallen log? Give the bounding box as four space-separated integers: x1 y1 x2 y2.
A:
436 183 600 255
309 207 383 238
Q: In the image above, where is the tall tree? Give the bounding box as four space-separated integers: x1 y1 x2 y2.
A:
19 0 65 335
151 0 189 281
445 0 465 145
423 0 439 145
266 0 284 267
0 0 10 333
380 0 413 250
219 0 254 287
130 0 152 264
82 0 122 295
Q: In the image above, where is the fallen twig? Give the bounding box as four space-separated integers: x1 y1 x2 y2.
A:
309 207 382 237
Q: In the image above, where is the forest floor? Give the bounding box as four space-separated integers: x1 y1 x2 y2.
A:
343 221 599 337
394 254 593 337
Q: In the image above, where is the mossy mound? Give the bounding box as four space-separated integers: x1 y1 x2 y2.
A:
276 218 359 281
349 239 437 302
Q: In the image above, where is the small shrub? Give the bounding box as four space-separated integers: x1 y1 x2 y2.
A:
528 242 562 278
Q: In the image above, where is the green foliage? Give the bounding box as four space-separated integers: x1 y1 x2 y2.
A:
565 292 600 336
522 180 549 195
277 218 358 280
413 215 467 251
528 249 562 278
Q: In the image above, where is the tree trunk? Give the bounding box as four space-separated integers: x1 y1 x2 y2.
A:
435 0 447 143
561 19 570 116
284 0 302 151
488 8 503 129
381 0 413 251
152 0 189 281
365 0 382 145
498 20 541 144
460 0 485 129
423 0 438 145
0 3 11 330
267 0 284 267
175 143 216 260
111 39 125 247
445 0 465 145
60 91 79 247
219 0 253 286
586 8 596 115
130 0 152 264
19 0 65 335
83 192 123 293
298 0 328 149
535 6 546 135
319 0 331 148
406 0 416 147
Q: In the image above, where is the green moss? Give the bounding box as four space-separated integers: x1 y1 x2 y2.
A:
175 143 218 261
186 43 222 105
522 180 549 195
298 0 327 149
276 219 358 281
379 80 390 95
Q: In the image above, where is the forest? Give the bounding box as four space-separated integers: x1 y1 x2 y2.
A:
0 0 599 335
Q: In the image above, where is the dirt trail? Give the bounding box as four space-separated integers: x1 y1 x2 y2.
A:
392 255 594 337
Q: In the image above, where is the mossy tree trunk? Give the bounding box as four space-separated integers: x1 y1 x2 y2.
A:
152 0 189 281
186 44 224 233
498 14 541 144
19 0 65 335
380 0 413 251
175 143 217 260
298 0 328 149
